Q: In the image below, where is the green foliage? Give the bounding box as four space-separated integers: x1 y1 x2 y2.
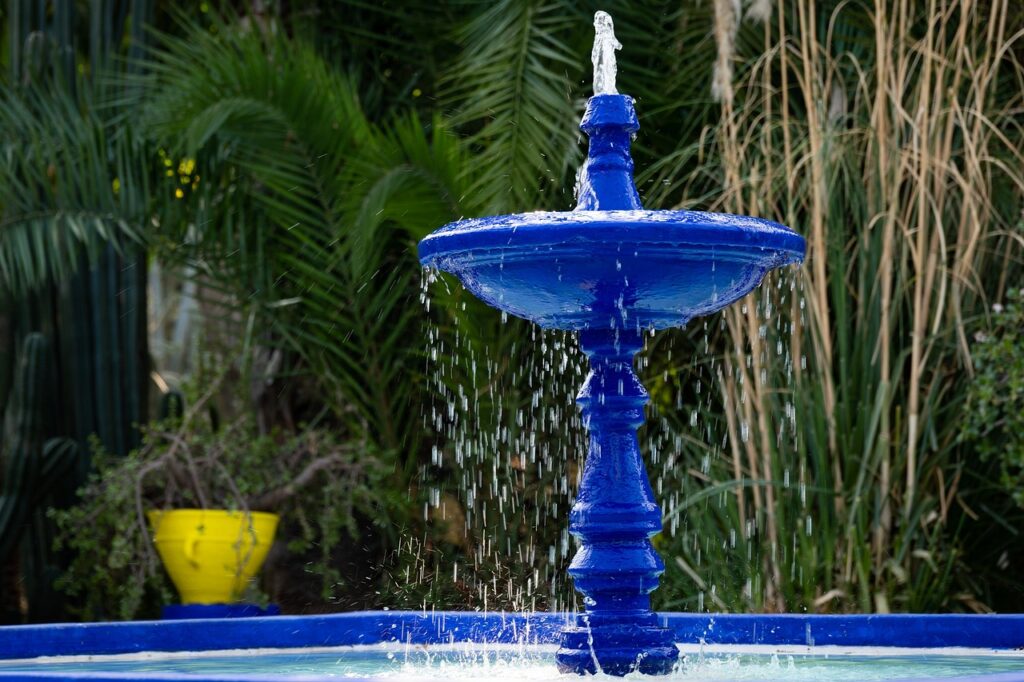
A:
1 0 1021 620
0 86 147 295
640 0 1024 615
52 406 385 620
52 436 173 620
1 0 157 621
135 18 468 466
443 0 583 213
962 290 1024 507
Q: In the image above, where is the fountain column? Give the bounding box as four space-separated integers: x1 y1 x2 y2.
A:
574 94 642 211
555 328 679 676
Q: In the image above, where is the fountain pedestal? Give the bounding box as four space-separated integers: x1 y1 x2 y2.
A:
555 328 679 675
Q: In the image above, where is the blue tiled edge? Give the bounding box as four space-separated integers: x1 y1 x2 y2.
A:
1 612 1023 660
671 613 1024 649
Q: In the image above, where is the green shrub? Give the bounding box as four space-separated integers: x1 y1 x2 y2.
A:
51 410 384 620
962 289 1024 508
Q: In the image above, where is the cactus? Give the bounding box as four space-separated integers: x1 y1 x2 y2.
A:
0 334 77 562
0 333 77 622
19 438 78 622
3 0 153 620
0 334 48 560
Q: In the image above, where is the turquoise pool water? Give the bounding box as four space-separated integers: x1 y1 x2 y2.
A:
3 644 1024 680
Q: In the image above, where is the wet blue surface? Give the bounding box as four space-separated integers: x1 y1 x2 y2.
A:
2 643 1024 681
4 612 1024 671
419 208 803 331
4 612 1024 659
419 93 802 334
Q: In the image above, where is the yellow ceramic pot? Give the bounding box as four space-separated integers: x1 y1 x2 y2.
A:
147 509 279 605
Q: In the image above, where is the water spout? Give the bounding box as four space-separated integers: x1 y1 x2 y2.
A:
592 11 621 96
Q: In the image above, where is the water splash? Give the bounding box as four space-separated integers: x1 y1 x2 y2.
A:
416 265 814 617
416 267 587 614
592 11 621 96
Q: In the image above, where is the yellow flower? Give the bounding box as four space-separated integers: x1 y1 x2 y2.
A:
175 188 184 199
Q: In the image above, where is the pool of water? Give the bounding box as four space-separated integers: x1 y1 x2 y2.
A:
4 644 1024 680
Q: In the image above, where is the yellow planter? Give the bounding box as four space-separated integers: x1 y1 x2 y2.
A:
147 509 279 605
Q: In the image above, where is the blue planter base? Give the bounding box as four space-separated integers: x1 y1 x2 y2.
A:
161 604 280 620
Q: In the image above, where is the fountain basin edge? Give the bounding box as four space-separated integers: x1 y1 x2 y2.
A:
419 210 804 331
2 612 1023 681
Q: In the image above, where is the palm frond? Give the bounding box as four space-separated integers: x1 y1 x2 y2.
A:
0 86 148 296
343 113 468 276
443 0 584 213
138 19 469 458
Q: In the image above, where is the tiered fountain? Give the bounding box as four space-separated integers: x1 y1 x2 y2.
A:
418 10 804 676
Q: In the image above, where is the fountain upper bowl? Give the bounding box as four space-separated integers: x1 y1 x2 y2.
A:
419 209 805 331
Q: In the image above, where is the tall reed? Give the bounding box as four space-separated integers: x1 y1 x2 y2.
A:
661 0 1024 612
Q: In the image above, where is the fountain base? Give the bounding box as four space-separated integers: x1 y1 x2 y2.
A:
5 612 1024 681
557 617 679 675
549 329 681 676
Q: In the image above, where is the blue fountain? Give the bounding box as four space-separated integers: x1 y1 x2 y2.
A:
418 11 803 676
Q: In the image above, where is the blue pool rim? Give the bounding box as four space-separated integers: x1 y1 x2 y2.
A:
1 611 1023 681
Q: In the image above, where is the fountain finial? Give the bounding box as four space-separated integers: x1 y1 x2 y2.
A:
592 11 621 95
577 11 640 212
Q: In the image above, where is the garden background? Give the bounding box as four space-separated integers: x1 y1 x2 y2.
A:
0 0 1022 623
